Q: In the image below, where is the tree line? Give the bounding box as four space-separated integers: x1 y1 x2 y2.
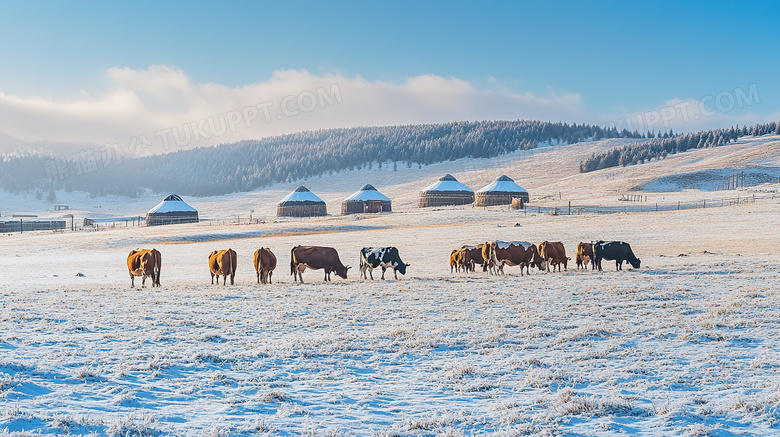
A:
580 122 780 173
1 120 649 198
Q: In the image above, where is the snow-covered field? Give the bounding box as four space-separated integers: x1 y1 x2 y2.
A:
2 137 780 436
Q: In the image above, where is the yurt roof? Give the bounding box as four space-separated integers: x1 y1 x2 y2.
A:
344 184 391 202
147 194 197 214
421 174 474 194
476 175 528 194
278 186 325 205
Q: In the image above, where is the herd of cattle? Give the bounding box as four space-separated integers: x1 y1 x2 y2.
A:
450 240 641 275
126 241 640 287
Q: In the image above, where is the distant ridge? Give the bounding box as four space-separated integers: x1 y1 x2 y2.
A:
1 120 645 197
580 122 780 173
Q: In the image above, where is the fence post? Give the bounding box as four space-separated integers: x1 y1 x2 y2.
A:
677 201 680 210
568 201 571 215
656 203 658 212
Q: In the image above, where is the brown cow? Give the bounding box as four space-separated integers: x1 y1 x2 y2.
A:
254 247 277 284
209 249 237 285
291 246 350 283
127 249 161 287
537 241 570 272
576 242 595 270
461 244 487 273
484 241 546 276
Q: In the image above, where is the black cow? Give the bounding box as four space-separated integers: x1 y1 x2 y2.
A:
359 247 410 280
593 241 641 271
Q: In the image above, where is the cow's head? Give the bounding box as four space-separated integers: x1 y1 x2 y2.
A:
337 265 351 279
530 246 547 271
395 262 410 275
630 258 641 269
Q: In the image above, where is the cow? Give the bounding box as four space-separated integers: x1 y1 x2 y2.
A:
593 241 641 271
537 241 570 272
450 249 465 273
481 244 498 274
254 247 277 284
576 242 596 270
359 247 410 280
484 241 547 276
291 246 350 283
127 249 161 287
209 248 237 285
461 244 488 273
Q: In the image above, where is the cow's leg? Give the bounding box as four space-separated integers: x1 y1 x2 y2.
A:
381 266 386 280
268 271 273 284
394 268 398 280
616 260 621 271
142 275 146 287
130 274 135 288
211 273 215 285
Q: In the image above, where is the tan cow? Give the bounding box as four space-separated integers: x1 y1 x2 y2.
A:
537 241 570 272
450 249 464 273
127 249 161 287
209 249 237 285
576 242 595 270
254 247 277 284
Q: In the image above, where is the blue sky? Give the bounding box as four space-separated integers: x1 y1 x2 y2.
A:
0 1 777 149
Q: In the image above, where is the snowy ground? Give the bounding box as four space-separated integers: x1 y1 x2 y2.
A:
2 137 780 436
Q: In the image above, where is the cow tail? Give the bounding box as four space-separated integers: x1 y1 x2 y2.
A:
231 249 237 277
290 246 297 275
154 249 162 286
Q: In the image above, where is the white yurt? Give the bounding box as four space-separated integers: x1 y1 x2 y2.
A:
277 186 327 217
474 175 530 207
146 194 199 226
341 184 392 214
418 174 474 207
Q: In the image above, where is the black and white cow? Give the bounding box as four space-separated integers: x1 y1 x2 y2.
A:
359 247 410 280
593 241 641 271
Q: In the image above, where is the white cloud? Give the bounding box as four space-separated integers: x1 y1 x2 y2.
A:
0 66 585 153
